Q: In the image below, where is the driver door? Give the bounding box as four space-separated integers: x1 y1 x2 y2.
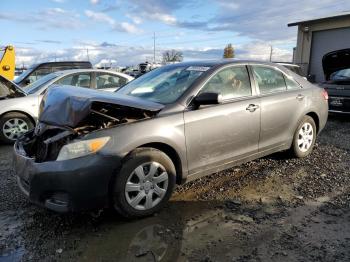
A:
184 65 261 178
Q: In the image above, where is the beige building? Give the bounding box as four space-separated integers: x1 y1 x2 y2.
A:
289 12 350 82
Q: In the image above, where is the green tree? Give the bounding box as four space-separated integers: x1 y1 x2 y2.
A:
223 44 235 58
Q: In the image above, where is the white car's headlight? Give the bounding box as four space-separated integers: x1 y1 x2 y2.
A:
57 137 110 161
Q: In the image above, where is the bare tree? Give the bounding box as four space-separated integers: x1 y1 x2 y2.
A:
162 49 183 63
223 44 235 58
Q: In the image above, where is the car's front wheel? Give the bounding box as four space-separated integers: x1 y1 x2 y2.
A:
0 112 34 144
291 115 317 158
112 148 176 218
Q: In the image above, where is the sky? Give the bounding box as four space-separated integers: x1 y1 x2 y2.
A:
0 0 349 67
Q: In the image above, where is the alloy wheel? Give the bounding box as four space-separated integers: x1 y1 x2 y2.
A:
2 118 29 141
297 122 314 153
125 162 169 211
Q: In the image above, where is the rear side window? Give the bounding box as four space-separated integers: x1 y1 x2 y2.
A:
96 73 127 89
200 66 252 100
284 76 300 90
252 66 286 94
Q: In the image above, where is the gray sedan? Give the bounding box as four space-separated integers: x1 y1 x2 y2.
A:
0 69 133 143
14 60 328 218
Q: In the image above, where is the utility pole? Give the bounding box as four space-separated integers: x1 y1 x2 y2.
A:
86 48 90 61
269 45 273 62
153 32 156 64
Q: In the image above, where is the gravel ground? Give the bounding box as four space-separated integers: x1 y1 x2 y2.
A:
0 115 349 262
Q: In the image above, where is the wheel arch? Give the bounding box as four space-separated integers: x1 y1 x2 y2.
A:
305 111 320 134
133 142 184 185
0 110 36 126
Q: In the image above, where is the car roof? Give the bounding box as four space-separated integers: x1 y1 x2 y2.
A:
275 62 300 67
52 69 133 78
29 61 91 68
163 59 284 68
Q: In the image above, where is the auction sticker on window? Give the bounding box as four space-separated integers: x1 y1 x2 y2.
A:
186 66 210 72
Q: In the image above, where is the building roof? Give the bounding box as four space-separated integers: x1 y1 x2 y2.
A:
288 12 350 27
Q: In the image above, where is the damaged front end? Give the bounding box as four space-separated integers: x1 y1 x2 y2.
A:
18 85 164 163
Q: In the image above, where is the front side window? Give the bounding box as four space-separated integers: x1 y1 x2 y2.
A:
200 66 252 100
96 73 126 89
117 65 208 104
252 66 287 94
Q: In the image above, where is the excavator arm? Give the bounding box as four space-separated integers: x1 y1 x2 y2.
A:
0 45 15 80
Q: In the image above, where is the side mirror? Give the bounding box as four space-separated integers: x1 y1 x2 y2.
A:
194 92 222 106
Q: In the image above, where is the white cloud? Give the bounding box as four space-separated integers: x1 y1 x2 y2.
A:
90 0 100 5
126 14 143 25
16 39 292 68
85 10 115 25
119 22 140 34
0 8 82 30
84 10 141 33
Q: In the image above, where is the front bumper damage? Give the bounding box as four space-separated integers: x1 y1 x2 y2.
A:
13 132 121 213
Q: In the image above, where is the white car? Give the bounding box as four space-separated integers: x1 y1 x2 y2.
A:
0 69 133 143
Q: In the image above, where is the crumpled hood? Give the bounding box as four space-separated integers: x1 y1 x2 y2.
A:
323 49 350 81
39 85 164 127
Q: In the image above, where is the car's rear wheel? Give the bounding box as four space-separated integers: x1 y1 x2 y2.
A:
291 115 316 158
112 148 176 218
0 112 34 144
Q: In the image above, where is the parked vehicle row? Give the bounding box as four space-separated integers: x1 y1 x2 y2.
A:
0 69 133 143
13 60 328 218
14 61 92 87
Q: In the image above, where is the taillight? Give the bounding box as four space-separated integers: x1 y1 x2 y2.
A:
322 89 328 100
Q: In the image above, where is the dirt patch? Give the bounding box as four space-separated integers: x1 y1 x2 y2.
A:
0 116 350 261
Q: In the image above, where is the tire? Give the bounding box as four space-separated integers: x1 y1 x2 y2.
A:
0 112 34 144
290 116 317 158
112 148 176 218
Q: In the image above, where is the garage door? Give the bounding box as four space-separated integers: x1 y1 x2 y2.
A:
309 27 350 83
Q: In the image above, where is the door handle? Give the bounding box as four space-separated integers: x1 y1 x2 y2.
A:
246 104 259 112
296 94 305 100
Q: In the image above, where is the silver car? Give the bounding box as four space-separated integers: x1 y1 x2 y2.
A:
14 60 328 218
0 69 133 143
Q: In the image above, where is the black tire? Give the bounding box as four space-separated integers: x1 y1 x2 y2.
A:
290 116 317 158
0 112 34 144
112 148 176 218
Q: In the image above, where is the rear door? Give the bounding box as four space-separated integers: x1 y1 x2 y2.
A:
184 65 261 177
250 65 305 151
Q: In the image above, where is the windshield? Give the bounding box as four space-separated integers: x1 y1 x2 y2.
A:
13 64 36 84
117 65 208 104
26 73 58 94
0 75 26 99
330 68 350 81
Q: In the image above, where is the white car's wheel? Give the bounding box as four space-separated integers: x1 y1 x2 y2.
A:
0 112 34 144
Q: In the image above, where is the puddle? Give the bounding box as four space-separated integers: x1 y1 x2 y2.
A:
48 201 254 262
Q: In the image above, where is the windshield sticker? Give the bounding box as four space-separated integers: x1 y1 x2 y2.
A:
186 66 210 72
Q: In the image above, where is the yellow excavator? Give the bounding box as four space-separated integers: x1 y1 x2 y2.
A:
0 45 15 80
